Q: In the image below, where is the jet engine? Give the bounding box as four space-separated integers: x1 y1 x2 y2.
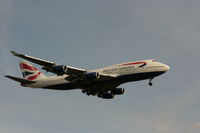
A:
112 88 125 95
84 72 100 80
52 65 67 75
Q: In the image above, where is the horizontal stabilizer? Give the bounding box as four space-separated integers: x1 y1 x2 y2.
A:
5 75 36 84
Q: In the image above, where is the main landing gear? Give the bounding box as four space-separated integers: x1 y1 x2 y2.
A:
148 78 153 86
82 88 97 96
82 89 91 95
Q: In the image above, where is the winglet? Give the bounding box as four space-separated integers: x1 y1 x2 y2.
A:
11 50 20 56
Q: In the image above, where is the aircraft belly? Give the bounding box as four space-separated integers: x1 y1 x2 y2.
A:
94 71 165 85
115 71 165 83
43 83 78 90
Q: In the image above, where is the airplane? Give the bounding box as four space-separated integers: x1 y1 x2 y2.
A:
5 51 170 99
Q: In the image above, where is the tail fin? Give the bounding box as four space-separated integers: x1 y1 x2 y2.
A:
19 60 46 81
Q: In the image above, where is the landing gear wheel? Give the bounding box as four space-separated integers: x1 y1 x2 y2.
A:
98 93 102 98
82 89 86 93
148 82 153 86
148 78 153 86
86 92 91 96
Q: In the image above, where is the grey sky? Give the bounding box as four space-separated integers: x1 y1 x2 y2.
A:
1 0 200 133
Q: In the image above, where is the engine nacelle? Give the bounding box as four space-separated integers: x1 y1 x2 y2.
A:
101 93 115 99
52 65 67 75
112 88 125 95
84 72 100 80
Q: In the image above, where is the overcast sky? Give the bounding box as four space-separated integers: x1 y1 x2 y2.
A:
1 0 200 133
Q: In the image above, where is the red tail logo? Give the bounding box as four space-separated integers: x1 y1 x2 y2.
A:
19 63 38 71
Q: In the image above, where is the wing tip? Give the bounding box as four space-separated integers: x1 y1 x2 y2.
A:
4 75 9 78
11 50 19 56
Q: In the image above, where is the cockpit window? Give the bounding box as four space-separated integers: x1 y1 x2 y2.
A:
138 62 147 68
152 59 157 62
138 64 146 67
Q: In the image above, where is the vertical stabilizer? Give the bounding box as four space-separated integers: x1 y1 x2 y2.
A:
19 60 46 81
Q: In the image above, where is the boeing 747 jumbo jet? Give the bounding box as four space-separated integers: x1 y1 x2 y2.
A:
5 51 170 99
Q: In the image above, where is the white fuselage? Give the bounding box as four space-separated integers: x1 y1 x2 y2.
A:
24 59 169 89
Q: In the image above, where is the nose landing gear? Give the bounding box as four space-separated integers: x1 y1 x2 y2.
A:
148 78 153 86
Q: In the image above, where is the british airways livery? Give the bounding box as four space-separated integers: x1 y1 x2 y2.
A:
5 51 170 99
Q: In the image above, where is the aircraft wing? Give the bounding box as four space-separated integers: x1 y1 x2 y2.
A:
11 51 57 68
11 51 86 76
11 51 116 80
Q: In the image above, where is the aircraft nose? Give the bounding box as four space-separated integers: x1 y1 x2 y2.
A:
164 65 170 71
